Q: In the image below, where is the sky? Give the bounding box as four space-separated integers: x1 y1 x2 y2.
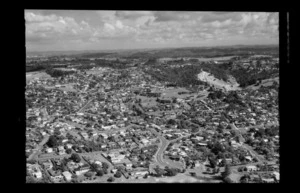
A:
25 10 279 52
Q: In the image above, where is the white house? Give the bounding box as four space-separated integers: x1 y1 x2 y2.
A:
75 169 89 176
197 142 207 147
141 138 150 145
51 175 64 183
246 165 258 172
245 156 252 162
94 161 102 167
272 171 280 181
62 171 72 182
66 144 73 149
100 133 108 139
33 170 43 179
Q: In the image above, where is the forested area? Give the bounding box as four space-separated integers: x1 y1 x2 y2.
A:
144 62 231 88
45 67 75 78
231 68 278 88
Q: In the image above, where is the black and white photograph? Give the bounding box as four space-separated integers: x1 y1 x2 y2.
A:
25 10 280 183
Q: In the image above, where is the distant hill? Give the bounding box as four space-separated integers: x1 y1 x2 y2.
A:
26 44 279 59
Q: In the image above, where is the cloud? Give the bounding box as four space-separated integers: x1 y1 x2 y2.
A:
153 11 197 22
25 12 58 23
115 11 153 19
199 12 243 23
26 11 279 51
26 12 95 45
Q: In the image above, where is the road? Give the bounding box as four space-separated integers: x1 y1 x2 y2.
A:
27 135 50 161
77 98 95 113
155 136 169 167
36 150 104 161
230 123 266 163
27 97 93 162
149 125 172 167
198 99 212 110
150 124 200 169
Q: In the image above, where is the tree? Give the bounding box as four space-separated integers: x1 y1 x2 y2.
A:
91 163 100 171
46 135 58 148
114 171 122 178
26 176 37 183
165 168 178 176
213 167 219 174
102 162 109 169
66 148 72 154
154 166 165 177
191 127 200 133
103 168 108 174
167 119 176 125
70 153 81 163
54 130 61 136
222 164 232 179
107 176 115 182
27 159 37 164
96 169 104 176
84 171 94 178
209 157 218 168
223 176 234 183
240 174 250 183
211 142 225 155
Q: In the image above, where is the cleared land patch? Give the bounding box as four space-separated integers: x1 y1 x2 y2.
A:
197 71 240 91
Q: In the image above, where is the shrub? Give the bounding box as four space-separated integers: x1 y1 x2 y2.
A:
107 176 115 182
114 171 122 178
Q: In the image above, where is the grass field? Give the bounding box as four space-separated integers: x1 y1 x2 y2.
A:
155 173 203 183
26 71 52 82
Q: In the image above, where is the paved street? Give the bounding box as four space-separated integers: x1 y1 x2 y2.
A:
27 135 50 161
77 98 95 113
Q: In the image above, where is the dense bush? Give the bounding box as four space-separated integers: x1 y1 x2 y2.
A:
45 67 75 78
26 64 47 72
46 135 59 148
114 171 122 178
107 176 115 182
70 153 81 163
231 68 278 88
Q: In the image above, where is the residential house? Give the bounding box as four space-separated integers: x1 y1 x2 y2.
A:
261 178 275 183
133 171 149 179
66 143 73 149
75 168 89 176
62 171 72 182
141 138 150 145
196 142 207 147
43 161 53 170
94 161 102 167
100 133 108 139
57 146 66 155
246 165 258 172
50 175 64 183
272 171 280 181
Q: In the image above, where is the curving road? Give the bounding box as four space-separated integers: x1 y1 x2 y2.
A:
155 136 169 167
150 124 193 169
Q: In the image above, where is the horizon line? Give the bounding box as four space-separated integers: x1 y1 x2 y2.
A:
26 43 279 54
